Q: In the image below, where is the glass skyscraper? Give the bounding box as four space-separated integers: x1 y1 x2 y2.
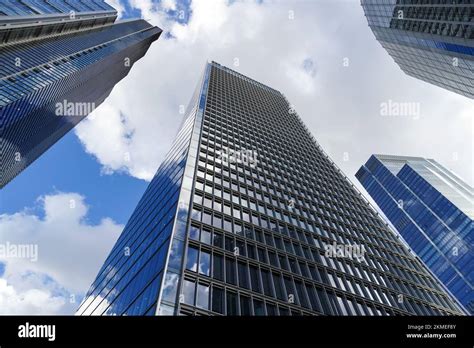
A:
360 0 474 99
78 62 464 316
0 0 161 188
356 154 473 314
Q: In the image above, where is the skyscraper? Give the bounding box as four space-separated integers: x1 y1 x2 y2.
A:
0 0 161 188
360 0 474 99
356 154 473 314
78 62 464 316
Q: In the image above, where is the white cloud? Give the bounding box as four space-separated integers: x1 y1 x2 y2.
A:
0 192 123 314
76 0 473 188
0 275 67 315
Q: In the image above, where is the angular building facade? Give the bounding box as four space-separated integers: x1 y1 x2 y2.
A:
0 0 161 188
356 154 473 314
78 62 464 316
360 0 474 99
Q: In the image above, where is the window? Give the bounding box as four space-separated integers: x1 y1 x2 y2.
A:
284 277 298 305
250 265 262 293
226 291 238 315
186 246 198 272
266 303 277 315
223 219 232 233
272 272 286 301
225 236 234 252
295 280 310 308
189 225 200 241
200 229 211 245
261 269 274 297
182 280 195 305
253 299 265 316
196 284 209 310
199 250 211 276
305 283 322 313
212 287 224 314
247 243 256 259
212 254 224 281
240 295 252 315
225 257 237 285
278 255 289 270
236 240 246 257
234 222 243 235
202 211 212 225
336 295 349 315
238 261 250 289
257 247 267 263
268 251 279 267
213 232 223 248
213 214 222 229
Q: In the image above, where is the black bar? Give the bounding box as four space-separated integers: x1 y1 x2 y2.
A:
0 315 472 346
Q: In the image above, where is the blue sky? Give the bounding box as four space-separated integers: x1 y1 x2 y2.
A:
0 0 194 226
0 0 472 315
1 128 147 226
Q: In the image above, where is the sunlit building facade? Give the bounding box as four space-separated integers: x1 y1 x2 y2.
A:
0 0 161 187
361 0 474 98
356 154 473 315
78 62 465 316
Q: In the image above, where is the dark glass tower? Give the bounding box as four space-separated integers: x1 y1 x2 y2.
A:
0 0 161 188
78 62 464 316
356 154 473 315
360 0 474 99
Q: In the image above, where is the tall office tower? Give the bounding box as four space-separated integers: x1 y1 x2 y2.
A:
0 0 161 188
360 0 474 99
78 62 464 316
356 155 473 314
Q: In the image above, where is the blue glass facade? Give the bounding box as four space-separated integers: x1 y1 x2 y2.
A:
0 0 115 16
361 0 474 99
356 155 473 314
76 64 210 316
79 62 465 316
0 1 161 188
0 0 117 39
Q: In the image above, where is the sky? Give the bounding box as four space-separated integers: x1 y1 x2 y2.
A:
0 0 472 315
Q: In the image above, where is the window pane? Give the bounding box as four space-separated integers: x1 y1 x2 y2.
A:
250 265 262 293
182 280 195 306
225 257 237 285
266 303 277 315
226 291 238 316
199 251 211 276
213 232 223 248
212 254 224 281
273 272 286 301
212 287 224 314
253 299 265 316
186 246 198 272
196 284 209 310
240 295 251 316
261 269 274 297
238 261 250 289
189 225 199 241
200 229 211 245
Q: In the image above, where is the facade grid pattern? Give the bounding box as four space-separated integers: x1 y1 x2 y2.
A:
80 62 466 316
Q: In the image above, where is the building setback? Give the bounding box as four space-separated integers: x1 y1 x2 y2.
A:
361 0 474 99
78 62 464 316
0 0 161 188
357 154 473 314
